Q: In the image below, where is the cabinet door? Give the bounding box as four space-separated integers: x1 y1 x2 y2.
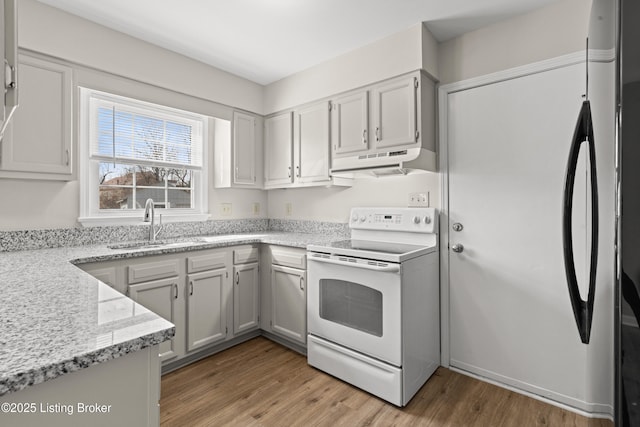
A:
296 101 330 183
331 91 368 156
233 262 260 334
372 76 418 149
264 112 293 187
233 111 256 185
271 265 306 344
186 268 229 352
129 277 180 362
0 54 73 179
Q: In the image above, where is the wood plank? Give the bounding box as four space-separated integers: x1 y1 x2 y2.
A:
160 337 613 427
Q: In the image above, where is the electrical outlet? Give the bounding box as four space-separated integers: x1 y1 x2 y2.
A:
252 202 260 215
221 203 232 216
285 202 293 216
408 192 430 207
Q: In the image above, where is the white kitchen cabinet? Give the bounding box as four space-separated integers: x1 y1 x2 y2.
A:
186 267 229 351
0 53 73 180
213 111 263 188
233 262 260 334
372 75 418 149
330 72 434 169
294 101 331 184
0 0 18 142
269 246 307 345
331 91 369 155
233 111 258 185
265 103 351 189
186 249 230 351
233 245 260 335
264 111 293 187
129 276 182 362
271 265 306 345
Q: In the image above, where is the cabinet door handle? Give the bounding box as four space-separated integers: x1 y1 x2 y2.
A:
362 129 367 144
65 149 70 166
375 127 380 141
236 272 239 285
299 276 304 291
189 281 194 296
296 165 300 178
174 283 178 299
287 166 291 178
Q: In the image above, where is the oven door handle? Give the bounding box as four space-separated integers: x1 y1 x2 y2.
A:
309 254 400 273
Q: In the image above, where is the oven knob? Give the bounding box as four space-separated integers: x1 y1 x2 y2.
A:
359 215 366 222
351 214 358 222
413 216 421 224
423 216 431 224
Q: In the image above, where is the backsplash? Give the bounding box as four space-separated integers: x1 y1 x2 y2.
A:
0 219 349 252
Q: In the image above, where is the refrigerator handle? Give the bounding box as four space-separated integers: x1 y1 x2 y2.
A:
562 100 599 345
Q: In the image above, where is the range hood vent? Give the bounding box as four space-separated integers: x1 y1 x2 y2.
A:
330 147 436 178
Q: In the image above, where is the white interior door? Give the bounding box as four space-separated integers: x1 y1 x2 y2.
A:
446 63 592 409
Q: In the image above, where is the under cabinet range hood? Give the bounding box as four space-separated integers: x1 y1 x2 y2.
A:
330 147 437 178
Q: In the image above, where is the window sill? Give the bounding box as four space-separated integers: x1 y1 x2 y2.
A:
78 213 211 227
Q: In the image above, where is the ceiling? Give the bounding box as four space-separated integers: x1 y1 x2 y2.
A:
36 0 563 85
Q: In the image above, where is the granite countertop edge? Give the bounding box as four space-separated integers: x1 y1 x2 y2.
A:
0 231 337 397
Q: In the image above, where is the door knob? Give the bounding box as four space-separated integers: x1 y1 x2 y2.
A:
452 243 464 253
452 223 463 232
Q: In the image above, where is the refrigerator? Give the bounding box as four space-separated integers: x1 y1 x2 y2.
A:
617 0 640 425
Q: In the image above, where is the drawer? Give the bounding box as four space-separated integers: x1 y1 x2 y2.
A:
271 247 306 269
128 259 180 284
233 245 259 265
187 250 228 273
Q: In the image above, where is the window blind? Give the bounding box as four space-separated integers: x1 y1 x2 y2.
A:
86 89 204 169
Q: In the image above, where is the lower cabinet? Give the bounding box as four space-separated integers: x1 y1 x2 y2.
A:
233 262 260 334
268 246 307 345
78 242 308 367
185 249 231 352
271 264 306 344
129 277 182 362
186 268 229 351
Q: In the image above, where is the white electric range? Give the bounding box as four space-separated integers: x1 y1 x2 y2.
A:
306 207 440 406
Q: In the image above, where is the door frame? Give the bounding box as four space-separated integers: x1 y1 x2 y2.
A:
436 51 587 368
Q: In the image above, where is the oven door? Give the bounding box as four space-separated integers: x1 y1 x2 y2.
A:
307 252 402 366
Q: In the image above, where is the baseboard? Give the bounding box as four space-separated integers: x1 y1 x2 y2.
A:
449 364 613 420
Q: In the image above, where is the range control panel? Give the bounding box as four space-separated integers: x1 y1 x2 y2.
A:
349 207 438 233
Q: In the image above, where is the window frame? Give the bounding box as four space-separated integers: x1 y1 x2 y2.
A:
79 87 210 226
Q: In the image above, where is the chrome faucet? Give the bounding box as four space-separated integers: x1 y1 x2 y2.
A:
143 198 163 242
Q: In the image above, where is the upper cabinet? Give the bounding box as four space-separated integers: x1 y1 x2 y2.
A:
0 0 17 142
295 101 331 184
213 111 263 189
371 75 418 149
331 91 369 156
264 101 351 189
0 53 74 180
264 111 294 187
330 71 436 174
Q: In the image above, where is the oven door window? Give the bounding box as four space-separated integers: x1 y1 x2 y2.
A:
319 279 383 337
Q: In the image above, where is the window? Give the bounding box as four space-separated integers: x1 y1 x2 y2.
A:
79 88 209 225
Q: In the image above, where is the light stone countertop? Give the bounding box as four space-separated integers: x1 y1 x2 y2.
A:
0 231 340 397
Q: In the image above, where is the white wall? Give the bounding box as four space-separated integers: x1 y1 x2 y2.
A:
263 23 439 114
268 173 440 223
437 0 592 84
0 0 267 231
19 0 264 114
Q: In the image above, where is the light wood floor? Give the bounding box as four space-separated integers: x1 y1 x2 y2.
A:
160 337 613 427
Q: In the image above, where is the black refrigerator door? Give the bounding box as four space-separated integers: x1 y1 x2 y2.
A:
562 99 599 344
